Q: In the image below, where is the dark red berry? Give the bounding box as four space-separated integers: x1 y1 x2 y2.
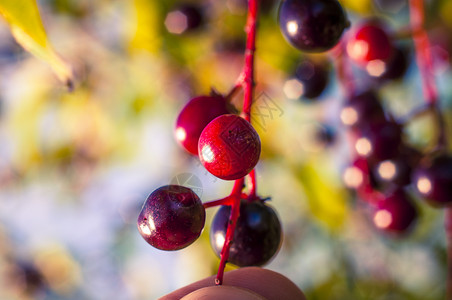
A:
372 189 418 234
347 21 393 65
137 185 205 251
376 45 409 81
278 0 349 52
372 147 421 188
294 59 329 99
210 200 282 267
165 4 204 34
340 90 386 127
175 95 231 155
355 121 402 162
412 154 452 207
198 114 261 180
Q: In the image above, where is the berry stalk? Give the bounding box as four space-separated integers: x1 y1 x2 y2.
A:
408 1 450 298
215 177 245 285
408 0 446 148
333 43 382 205
215 0 259 285
241 0 258 122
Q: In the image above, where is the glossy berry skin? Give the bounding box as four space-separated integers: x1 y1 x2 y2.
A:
378 46 409 81
198 114 261 180
356 121 402 162
373 147 421 188
412 154 452 207
294 59 329 99
137 185 205 251
210 200 282 267
340 90 386 127
347 21 393 65
278 0 348 52
372 189 418 234
175 95 231 155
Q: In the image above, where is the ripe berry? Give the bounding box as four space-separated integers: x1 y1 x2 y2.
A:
137 185 205 251
294 59 329 99
347 20 393 65
340 90 386 127
165 4 204 34
372 147 421 188
355 121 402 162
372 189 418 234
210 200 282 267
198 114 261 180
412 154 452 207
374 45 409 81
175 95 232 155
278 0 349 52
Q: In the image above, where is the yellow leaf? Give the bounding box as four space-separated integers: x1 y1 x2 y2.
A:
0 0 73 88
293 160 348 231
129 0 161 53
339 0 373 15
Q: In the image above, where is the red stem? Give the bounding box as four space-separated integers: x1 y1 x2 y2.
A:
241 0 258 122
408 1 449 298
215 0 259 285
203 196 234 209
408 0 446 148
332 40 355 98
215 178 245 285
409 0 437 105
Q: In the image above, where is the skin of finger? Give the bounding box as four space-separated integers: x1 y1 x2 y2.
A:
181 286 265 300
159 267 306 300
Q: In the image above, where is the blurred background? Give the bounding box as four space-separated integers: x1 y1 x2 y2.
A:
0 0 451 299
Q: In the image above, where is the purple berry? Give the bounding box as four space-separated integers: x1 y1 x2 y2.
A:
412 154 452 207
137 185 205 251
210 200 282 267
278 0 349 52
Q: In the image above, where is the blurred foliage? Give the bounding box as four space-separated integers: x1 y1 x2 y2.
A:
0 0 73 86
0 0 450 299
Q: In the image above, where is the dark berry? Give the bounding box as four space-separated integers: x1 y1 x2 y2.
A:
294 59 329 99
412 154 452 207
355 121 402 162
210 200 282 267
373 147 421 188
376 45 409 81
165 4 204 34
278 0 349 52
137 185 205 251
198 114 261 180
347 20 393 65
372 189 418 234
175 95 231 155
340 90 386 127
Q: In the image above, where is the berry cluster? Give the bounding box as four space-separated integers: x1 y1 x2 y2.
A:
137 0 451 289
284 13 450 236
339 19 451 236
137 0 352 285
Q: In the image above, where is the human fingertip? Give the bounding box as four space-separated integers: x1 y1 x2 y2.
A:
181 285 265 300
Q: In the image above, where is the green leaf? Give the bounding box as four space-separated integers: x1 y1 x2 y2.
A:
0 0 73 88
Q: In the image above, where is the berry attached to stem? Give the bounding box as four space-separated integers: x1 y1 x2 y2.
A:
198 114 261 180
278 0 349 52
210 199 282 267
137 185 205 251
